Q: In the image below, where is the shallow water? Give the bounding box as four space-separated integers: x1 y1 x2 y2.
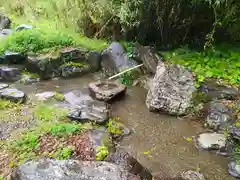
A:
13 74 234 180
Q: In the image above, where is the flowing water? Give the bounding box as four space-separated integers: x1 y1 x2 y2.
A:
14 74 234 180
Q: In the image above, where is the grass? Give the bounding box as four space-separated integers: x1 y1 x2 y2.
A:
50 123 81 137
49 147 73 160
161 45 240 86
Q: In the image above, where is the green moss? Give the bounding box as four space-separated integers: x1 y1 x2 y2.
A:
96 146 109 161
22 71 40 78
107 117 124 135
63 61 89 68
54 92 65 101
49 147 73 160
50 123 81 137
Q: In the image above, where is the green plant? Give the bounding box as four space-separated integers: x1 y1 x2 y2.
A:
54 92 65 101
63 61 89 68
107 118 124 135
34 104 68 122
50 123 81 137
119 69 139 85
0 99 19 110
22 71 39 78
96 146 109 161
50 147 73 160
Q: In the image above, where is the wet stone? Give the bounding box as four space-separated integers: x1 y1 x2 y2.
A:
228 161 240 179
60 47 87 62
0 88 25 102
15 24 33 31
228 126 240 140
195 132 226 151
180 171 206 180
2 51 27 64
146 62 197 116
63 89 110 124
11 159 140 180
88 81 127 102
35 91 56 101
86 51 101 72
204 100 236 130
0 83 8 90
0 66 21 82
59 64 90 78
106 148 152 180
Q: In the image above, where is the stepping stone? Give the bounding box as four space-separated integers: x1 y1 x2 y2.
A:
0 88 26 102
0 83 8 90
88 81 127 102
35 91 56 101
0 66 21 82
195 132 226 151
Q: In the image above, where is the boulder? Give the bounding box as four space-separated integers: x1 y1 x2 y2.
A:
62 89 110 124
0 14 11 29
15 24 33 31
59 63 90 78
204 100 236 130
0 66 21 82
2 51 27 64
180 171 206 180
0 29 13 39
20 74 39 85
199 79 239 100
132 45 162 74
146 62 196 116
0 88 25 102
11 159 140 180
228 161 240 179
195 132 226 151
106 148 152 180
88 81 127 102
0 83 8 90
86 51 101 72
101 42 137 76
60 47 87 62
26 53 62 79
35 91 56 101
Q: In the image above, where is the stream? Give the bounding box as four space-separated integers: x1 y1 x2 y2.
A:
10 74 235 180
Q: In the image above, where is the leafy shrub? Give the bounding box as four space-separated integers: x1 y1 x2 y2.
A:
50 123 81 137
96 146 109 161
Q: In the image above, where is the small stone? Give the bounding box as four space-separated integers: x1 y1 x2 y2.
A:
0 83 8 90
15 24 33 31
0 88 25 102
180 171 205 180
0 66 21 82
35 91 56 101
195 132 226 151
228 161 240 179
88 81 127 102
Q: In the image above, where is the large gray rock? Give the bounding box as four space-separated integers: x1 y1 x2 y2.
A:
195 132 226 151
106 148 152 180
132 45 162 74
0 66 21 82
2 51 27 64
88 81 127 102
204 100 236 130
146 62 197 115
0 14 11 29
101 42 137 76
59 63 90 78
11 159 140 180
228 161 240 179
0 88 26 102
199 79 239 100
62 89 110 124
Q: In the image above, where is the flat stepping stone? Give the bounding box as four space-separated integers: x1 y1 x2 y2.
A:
0 88 26 102
88 81 127 102
195 132 226 151
0 83 8 90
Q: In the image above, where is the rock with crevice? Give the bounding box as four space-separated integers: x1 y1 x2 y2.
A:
60 47 87 62
62 89 110 124
11 159 141 180
204 100 236 130
0 88 26 102
0 66 21 82
146 62 197 116
88 81 127 102
199 79 239 100
228 126 240 140
101 42 137 76
132 45 162 74
195 132 226 151
106 148 152 180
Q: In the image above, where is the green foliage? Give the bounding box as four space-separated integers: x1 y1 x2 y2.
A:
107 117 123 135
119 69 139 85
0 29 75 54
50 147 73 160
0 99 19 110
54 92 65 101
34 104 68 122
63 61 89 68
163 46 240 86
50 123 81 137
22 71 40 78
96 146 109 161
